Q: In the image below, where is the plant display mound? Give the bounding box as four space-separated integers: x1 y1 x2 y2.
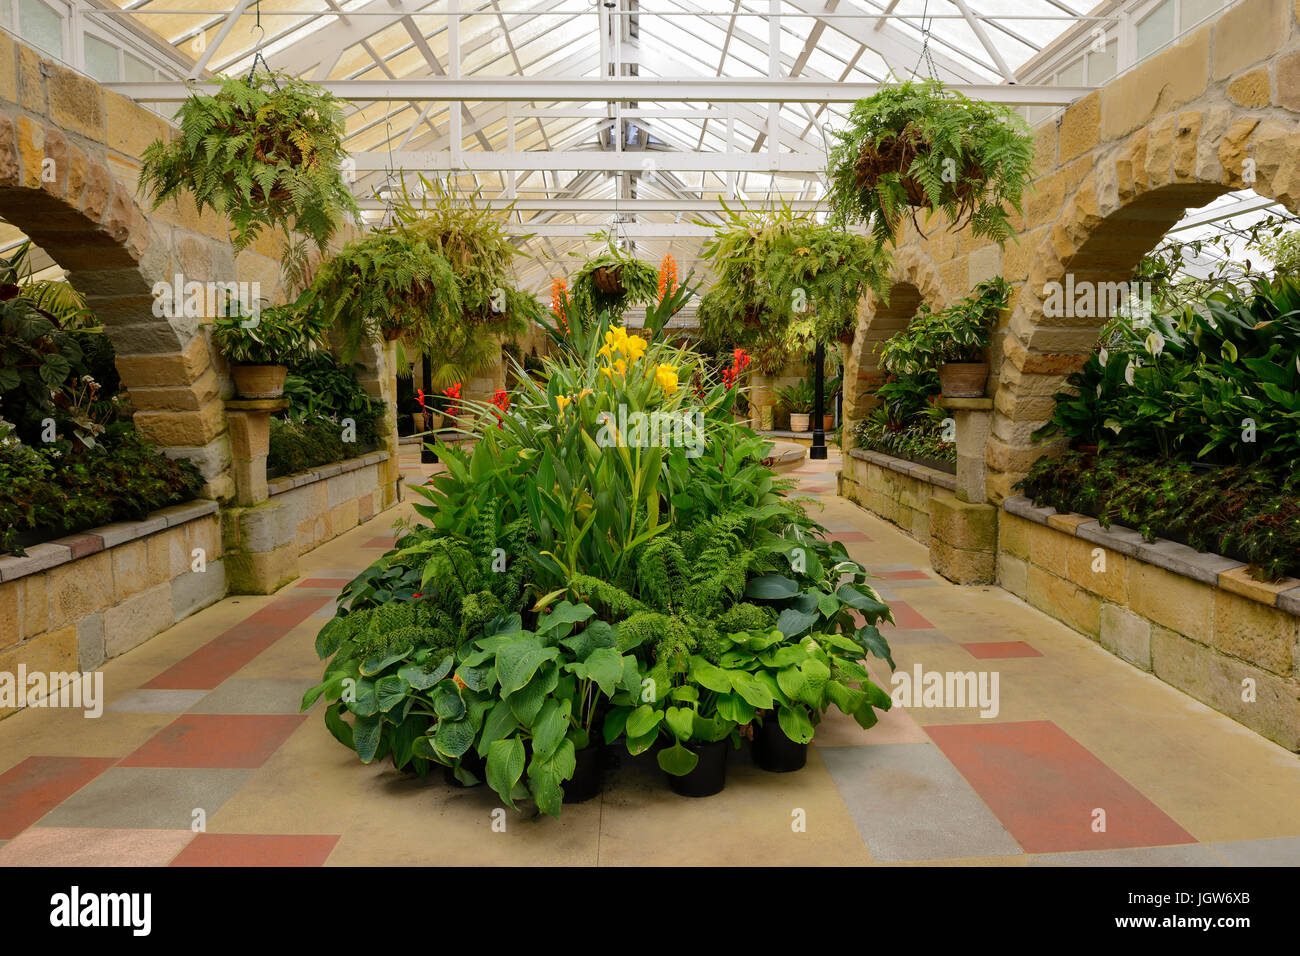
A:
1017 450 1300 581
303 306 897 817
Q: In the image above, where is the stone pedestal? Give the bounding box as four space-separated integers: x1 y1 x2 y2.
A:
223 398 297 594
942 397 994 504
930 398 997 585
224 398 286 507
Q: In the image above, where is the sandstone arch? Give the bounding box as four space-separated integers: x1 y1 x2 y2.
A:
842 247 947 426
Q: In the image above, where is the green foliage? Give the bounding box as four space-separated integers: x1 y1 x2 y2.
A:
306 290 895 812
878 277 1010 374
568 238 660 323
306 177 538 381
0 422 204 555
825 78 1034 247
1033 277 1300 465
1017 450 1300 581
304 227 462 360
854 414 955 467
210 296 329 366
777 378 816 414
698 201 891 371
138 72 359 252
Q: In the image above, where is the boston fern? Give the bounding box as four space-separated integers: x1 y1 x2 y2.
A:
698 201 891 371
305 228 461 359
568 238 660 322
826 78 1034 247
139 72 360 252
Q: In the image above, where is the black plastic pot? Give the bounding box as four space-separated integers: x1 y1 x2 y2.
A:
753 720 808 773
563 746 604 804
667 740 728 797
443 751 486 787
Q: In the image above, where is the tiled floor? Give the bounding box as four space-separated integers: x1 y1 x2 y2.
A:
1 447 1299 866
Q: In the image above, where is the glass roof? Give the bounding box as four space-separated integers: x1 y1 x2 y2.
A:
87 0 1188 292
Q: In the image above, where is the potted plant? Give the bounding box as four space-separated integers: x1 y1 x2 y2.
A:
138 72 360 253
777 379 815 432
878 278 1010 399
211 298 328 399
699 201 891 368
826 78 1034 247
569 237 659 322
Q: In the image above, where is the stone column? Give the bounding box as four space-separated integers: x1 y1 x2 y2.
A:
222 398 299 594
943 397 994 504
928 397 998 585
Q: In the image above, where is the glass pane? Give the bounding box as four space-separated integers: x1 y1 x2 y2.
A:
1136 0 1174 61
1088 39 1118 84
1056 58 1085 86
124 53 154 83
19 0 63 59
84 35 119 83
0 2 12 32
1181 0 1223 29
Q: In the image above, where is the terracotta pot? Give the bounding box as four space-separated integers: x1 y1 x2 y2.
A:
938 362 989 399
231 364 287 400
789 413 811 433
592 265 625 295
823 414 836 431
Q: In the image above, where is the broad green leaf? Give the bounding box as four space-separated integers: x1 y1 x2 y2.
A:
688 656 732 694
433 717 475 758
626 704 662 738
353 714 382 763
777 705 815 744
486 738 526 808
656 742 699 776
531 697 569 758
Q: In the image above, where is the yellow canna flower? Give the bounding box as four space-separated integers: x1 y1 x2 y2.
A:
622 333 648 364
556 394 571 413
578 388 593 400
654 363 679 396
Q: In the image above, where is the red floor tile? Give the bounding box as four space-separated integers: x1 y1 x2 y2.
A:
926 720 1196 853
363 536 397 548
170 833 339 866
296 578 353 588
828 531 872 543
886 600 934 629
960 641 1044 659
121 714 307 769
877 569 930 581
0 756 117 838
143 595 332 690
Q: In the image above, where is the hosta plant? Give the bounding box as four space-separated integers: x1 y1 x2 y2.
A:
826 78 1034 246
138 72 360 252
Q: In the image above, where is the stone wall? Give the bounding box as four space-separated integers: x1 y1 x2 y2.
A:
999 496 1300 751
0 501 224 718
839 447 955 544
223 452 397 594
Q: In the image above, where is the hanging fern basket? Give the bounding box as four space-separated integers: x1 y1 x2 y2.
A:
138 71 360 253
853 126 986 213
592 265 626 296
826 78 1034 247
